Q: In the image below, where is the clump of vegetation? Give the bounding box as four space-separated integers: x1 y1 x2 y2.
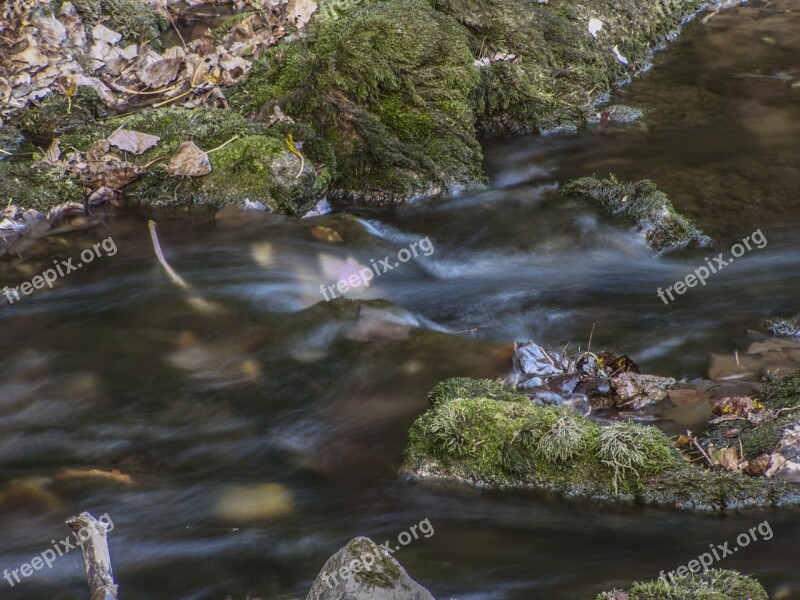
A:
406 378 682 495
561 175 712 252
60 107 330 214
427 377 526 408
536 413 594 462
70 0 168 48
598 568 769 600
232 0 484 205
762 367 800 410
598 421 675 492
8 87 106 141
0 160 85 211
406 378 799 509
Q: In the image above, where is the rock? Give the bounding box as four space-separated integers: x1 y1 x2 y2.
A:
611 372 675 409
765 313 800 337
561 176 712 252
405 378 800 510
306 537 434 600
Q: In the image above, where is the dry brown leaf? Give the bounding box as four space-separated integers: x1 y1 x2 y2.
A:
163 141 211 176
714 446 741 471
56 468 135 485
108 128 160 155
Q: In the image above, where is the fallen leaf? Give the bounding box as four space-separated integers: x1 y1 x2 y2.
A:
164 141 211 176
311 225 343 243
56 468 135 485
108 129 160 155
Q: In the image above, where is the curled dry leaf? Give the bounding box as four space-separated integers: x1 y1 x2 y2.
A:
56 468 135 485
108 129 160 155
163 141 211 176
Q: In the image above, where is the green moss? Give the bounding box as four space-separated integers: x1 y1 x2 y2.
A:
427 377 526 407
434 0 704 132
561 175 712 252
598 568 769 600
233 0 484 205
406 378 800 509
60 108 328 214
406 380 681 495
8 87 106 141
762 368 800 409
0 160 85 211
346 538 402 589
69 0 167 47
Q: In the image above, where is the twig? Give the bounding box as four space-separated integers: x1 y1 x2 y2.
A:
164 5 187 50
688 430 714 467
66 512 119 600
147 220 224 315
587 322 595 352
206 135 240 154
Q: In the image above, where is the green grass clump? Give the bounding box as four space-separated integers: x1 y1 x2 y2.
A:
598 568 769 600
427 377 526 408
598 421 677 493
407 379 681 494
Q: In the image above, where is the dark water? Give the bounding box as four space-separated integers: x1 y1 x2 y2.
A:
2 2 800 599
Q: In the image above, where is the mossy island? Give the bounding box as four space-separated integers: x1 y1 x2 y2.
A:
404 376 800 511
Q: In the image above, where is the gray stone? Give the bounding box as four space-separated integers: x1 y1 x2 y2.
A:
307 537 435 600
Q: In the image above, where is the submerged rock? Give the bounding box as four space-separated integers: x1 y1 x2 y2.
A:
404 378 800 510
306 537 434 600
598 568 768 600
561 176 712 252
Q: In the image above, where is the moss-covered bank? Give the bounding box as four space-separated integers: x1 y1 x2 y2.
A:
232 0 708 205
3 0 711 215
404 378 800 510
598 568 769 600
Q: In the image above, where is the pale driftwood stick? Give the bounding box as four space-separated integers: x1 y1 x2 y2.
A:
66 512 119 600
147 219 224 315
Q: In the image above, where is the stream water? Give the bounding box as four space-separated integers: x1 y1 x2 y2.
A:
1 2 800 599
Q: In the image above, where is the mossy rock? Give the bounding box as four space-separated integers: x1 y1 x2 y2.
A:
405 378 800 510
561 176 712 252
433 0 705 133
61 107 331 215
232 0 484 206
406 379 682 497
598 568 769 600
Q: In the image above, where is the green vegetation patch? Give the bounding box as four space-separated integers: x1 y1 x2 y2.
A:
598 568 769 600
561 176 711 252
232 0 484 205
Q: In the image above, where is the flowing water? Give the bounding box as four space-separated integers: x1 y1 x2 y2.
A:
2 2 800 599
